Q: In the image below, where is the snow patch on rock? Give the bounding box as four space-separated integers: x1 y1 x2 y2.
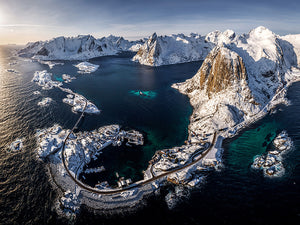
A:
74 61 99 74
38 97 53 107
7 138 25 152
132 32 213 66
62 93 100 114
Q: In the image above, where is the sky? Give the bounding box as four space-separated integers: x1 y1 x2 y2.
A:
0 0 299 44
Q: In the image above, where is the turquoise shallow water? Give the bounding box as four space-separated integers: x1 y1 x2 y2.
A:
55 77 63 82
227 120 281 175
128 90 158 99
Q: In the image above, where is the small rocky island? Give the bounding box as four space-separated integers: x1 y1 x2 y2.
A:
7 138 25 152
32 70 62 90
62 74 76 83
252 131 293 177
74 61 99 74
62 93 100 114
37 97 53 107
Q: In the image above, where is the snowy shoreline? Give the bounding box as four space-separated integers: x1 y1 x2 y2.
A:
33 68 300 217
30 26 300 217
177 69 300 170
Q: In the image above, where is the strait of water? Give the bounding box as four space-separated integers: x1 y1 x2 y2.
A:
0 46 299 225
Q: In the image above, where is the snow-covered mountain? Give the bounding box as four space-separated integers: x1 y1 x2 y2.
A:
18 35 144 60
173 26 300 143
133 32 210 66
132 30 237 66
133 27 300 69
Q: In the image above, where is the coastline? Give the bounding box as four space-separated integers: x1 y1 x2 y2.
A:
34 54 300 215
175 68 300 169
38 61 300 217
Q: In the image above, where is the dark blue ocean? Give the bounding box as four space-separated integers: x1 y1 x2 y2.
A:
0 46 299 225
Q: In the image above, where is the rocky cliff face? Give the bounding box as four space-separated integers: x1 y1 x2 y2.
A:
18 35 143 60
183 46 248 97
174 45 257 136
133 33 162 66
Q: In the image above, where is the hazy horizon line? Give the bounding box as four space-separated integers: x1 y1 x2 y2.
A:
1 26 299 45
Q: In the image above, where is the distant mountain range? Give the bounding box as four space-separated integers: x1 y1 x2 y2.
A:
18 34 144 60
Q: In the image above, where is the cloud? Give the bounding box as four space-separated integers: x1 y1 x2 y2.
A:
0 0 299 43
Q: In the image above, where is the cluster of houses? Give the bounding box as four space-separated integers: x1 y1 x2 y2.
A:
149 143 207 174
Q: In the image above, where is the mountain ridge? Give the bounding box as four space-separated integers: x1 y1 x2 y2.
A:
18 34 144 60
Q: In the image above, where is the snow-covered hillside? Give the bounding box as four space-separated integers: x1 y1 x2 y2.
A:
18 35 143 60
133 32 211 66
281 34 300 67
132 30 237 66
173 26 300 144
133 27 300 69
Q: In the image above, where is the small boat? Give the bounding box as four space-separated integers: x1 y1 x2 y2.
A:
139 91 144 95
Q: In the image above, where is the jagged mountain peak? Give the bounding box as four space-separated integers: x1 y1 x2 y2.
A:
148 32 158 45
150 32 158 39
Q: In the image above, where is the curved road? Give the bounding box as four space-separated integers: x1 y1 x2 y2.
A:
59 83 291 195
60 99 217 195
